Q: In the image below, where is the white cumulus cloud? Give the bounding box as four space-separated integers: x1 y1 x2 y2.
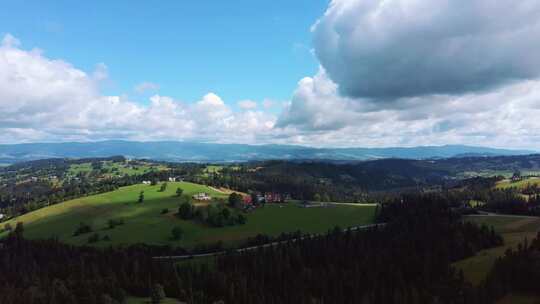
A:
0 34 277 144
277 68 540 149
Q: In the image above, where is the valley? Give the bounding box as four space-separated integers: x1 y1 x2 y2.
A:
2 154 540 303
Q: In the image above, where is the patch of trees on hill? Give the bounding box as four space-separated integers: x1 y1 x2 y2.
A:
177 199 246 227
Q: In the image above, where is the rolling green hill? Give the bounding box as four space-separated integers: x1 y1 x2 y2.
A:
0 182 376 248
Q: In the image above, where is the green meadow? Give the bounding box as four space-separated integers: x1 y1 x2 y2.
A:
67 161 168 178
203 165 223 174
496 294 540 304
126 297 181 304
494 177 540 190
1 182 376 248
68 162 94 175
455 215 540 286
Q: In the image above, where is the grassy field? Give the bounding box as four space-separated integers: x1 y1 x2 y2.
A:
469 199 485 207
494 177 540 190
67 161 168 178
496 294 540 304
68 162 93 175
0 182 376 248
454 215 540 285
204 165 223 174
105 161 168 177
200 165 241 177
126 297 181 304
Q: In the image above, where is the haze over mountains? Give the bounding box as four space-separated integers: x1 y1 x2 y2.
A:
0 141 534 164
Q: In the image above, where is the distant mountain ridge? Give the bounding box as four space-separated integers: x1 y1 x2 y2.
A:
0 140 535 164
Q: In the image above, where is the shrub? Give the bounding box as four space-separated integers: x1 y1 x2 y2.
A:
151 284 166 304
73 222 92 236
107 218 124 229
178 202 194 220
171 226 184 241
4 223 12 232
87 233 100 244
236 213 247 225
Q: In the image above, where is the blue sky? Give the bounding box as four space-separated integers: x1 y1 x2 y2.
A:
1 0 540 149
0 0 327 106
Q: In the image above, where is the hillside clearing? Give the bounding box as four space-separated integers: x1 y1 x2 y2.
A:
455 215 540 286
68 161 168 178
1 182 376 248
495 177 540 190
126 297 182 304
496 294 540 304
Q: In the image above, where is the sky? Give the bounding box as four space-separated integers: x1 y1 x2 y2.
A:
1 0 540 149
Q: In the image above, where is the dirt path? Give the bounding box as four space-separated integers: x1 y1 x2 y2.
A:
152 223 386 261
465 211 539 219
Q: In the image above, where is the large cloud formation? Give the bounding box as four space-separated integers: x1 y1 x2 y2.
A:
278 69 540 148
312 0 540 99
276 0 540 149
0 34 276 144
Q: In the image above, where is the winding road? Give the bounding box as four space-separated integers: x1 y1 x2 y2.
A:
152 223 386 261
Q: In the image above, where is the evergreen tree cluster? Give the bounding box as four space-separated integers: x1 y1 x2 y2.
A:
477 232 540 302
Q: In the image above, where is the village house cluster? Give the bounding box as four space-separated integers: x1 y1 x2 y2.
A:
142 176 184 185
241 192 290 206
190 191 290 205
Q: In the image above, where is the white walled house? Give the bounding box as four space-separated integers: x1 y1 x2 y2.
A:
192 193 212 201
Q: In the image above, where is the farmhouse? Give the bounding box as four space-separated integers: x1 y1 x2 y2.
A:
168 176 184 182
242 195 253 205
264 192 283 203
193 192 212 201
255 194 265 204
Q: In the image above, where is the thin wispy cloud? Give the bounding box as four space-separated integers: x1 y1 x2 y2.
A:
134 82 160 94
